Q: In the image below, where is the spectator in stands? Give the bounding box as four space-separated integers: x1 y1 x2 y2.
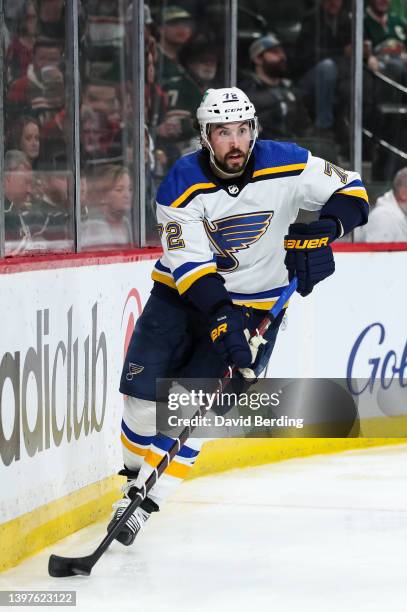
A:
39 103 115 171
37 0 65 40
82 80 121 125
6 0 38 84
156 6 195 81
39 106 67 165
83 165 132 248
364 0 407 85
85 0 125 82
6 115 41 168
143 4 156 56
7 36 65 123
356 167 407 242
80 105 111 164
145 46 168 130
80 172 88 216
126 4 172 174
166 35 219 114
159 36 218 160
33 161 70 241
126 4 157 77
294 0 352 133
33 157 70 241
4 150 35 254
240 34 312 140
82 80 124 161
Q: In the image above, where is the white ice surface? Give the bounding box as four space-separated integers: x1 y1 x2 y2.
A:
2 445 407 612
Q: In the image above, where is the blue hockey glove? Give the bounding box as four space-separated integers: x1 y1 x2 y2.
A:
284 219 338 297
208 304 252 368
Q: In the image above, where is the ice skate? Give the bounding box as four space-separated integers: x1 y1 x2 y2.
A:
107 468 159 546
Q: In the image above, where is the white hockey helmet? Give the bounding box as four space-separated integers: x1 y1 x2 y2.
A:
196 87 258 175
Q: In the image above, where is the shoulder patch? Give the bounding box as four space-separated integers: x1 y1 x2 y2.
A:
156 152 219 208
252 140 308 182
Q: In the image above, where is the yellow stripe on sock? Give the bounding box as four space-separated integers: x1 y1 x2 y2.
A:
121 433 149 457
145 450 192 479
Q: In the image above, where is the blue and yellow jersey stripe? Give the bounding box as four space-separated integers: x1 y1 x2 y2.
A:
156 151 219 209
174 258 217 294
251 140 309 183
152 261 291 308
228 286 290 310
156 142 310 210
152 258 217 294
252 162 307 181
336 179 369 204
151 260 177 289
168 182 217 208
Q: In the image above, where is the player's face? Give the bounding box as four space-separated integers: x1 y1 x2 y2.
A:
209 122 252 173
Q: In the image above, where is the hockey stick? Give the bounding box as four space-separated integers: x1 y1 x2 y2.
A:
48 277 298 577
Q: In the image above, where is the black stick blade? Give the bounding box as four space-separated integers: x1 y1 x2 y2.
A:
48 554 94 577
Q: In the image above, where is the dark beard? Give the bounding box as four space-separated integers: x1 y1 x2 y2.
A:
219 149 249 173
263 60 288 79
218 159 246 173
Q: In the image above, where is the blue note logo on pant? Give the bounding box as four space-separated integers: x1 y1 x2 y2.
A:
126 362 145 380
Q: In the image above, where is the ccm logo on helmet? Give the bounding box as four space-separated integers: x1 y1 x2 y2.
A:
222 107 244 113
284 237 330 249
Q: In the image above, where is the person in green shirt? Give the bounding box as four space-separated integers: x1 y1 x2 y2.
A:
159 36 219 165
365 0 407 84
155 6 195 83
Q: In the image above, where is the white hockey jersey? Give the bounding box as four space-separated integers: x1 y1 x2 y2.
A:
152 140 368 310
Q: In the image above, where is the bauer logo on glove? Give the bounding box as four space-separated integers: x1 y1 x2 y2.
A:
284 218 338 297
210 323 228 341
284 236 330 250
208 304 252 368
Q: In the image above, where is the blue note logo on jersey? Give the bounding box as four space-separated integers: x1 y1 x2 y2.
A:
204 212 274 272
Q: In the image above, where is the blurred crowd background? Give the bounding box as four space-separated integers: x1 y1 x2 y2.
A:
2 0 407 256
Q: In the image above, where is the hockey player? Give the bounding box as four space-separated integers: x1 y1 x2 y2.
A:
108 87 369 545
